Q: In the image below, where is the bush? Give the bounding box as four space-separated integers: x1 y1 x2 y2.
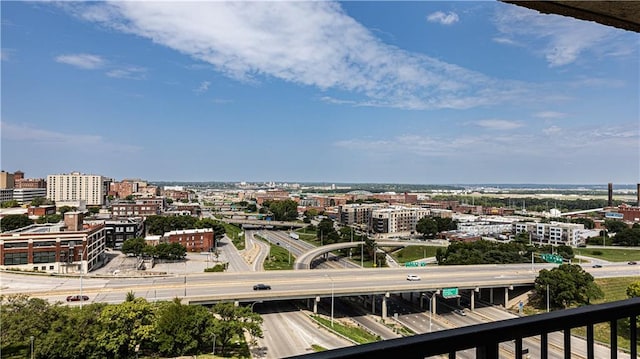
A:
591 250 603 256
204 263 227 272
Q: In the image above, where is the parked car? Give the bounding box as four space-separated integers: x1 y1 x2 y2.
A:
628 261 637 265
592 264 603 268
453 309 467 316
66 295 89 302
406 274 421 281
253 284 271 290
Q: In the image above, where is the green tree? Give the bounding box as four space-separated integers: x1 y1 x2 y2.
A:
612 227 640 246
122 238 147 256
246 203 257 212
58 206 74 215
434 217 458 232
35 214 63 224
534 264 603 309
416 216 438 239
604 219 628 234
264 199 298 221
1 199 20 208
153 298 213 357
1 214 33 232
626 281 640 298
210 302 262 356
95 298 155 358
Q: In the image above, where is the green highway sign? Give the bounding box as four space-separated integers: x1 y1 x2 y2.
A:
404 261 427 267
540 253 563 264
442 287 459 298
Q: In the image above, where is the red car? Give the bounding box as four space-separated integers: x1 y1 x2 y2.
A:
66 295 89 302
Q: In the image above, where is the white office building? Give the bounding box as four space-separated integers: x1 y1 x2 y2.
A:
47 172 110 206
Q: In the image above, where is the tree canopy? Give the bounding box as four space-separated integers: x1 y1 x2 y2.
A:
534 264 603 309
0 294 262 358
1 214 33 232
262 199 298 221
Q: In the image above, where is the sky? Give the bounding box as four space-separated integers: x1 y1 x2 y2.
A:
1 1 638 185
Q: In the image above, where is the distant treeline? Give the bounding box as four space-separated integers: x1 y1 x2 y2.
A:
430 196 628 212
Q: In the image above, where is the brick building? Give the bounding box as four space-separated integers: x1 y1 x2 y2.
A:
0 212 105 274
164 228 214 252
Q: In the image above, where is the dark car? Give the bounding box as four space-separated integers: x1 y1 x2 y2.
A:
592 264 602 268
253 284 271 291
66 295 89 302
628 261 637 265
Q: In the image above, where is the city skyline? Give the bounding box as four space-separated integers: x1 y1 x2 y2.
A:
2 1 638 184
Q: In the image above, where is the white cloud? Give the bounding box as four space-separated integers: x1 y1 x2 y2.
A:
334 123 638 160
534 111 567 120
474 119 524 130
195 81 211 93
55 53 105 69
427 11 459 26
1 48 14 61
62 1 524 110
493 6 630 67
106 66 147 80
0 121 140 153
543 126 562 135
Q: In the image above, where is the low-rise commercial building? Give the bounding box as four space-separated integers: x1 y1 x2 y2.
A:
164 228 214 252
0 212 105 274
512 221 585 246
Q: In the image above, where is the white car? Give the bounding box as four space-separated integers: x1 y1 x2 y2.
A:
406 274 421 281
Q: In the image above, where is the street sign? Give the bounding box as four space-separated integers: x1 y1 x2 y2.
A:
404 261 427 267
442 287 459 298
540 253 563 264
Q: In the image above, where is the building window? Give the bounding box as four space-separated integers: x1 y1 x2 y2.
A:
33 251 56 264
49 266 54 270
4 252 28 265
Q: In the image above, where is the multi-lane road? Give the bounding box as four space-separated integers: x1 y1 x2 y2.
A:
2 230 638 358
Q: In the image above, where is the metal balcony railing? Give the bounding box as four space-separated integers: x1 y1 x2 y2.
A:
288 297 639 359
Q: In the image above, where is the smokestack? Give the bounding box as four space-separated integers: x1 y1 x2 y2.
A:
608 183 613 207
637 183 640 207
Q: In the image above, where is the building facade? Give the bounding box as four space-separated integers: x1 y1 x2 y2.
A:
370 206 431 236
0 171 15 189
12 188 47 204
111 202 161 217
47 172 110 206
0 213 105 274
164 228 214 252
512 221 585 246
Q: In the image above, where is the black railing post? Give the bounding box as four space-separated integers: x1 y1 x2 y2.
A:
541 332 548 359
515 338 523 358
563 328 571 359
630 315 637 359
609 320 617 359
587 324 594 359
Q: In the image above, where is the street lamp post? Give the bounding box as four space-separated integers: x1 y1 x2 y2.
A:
212 333 216 356
546 284 550 313
325 275 334 327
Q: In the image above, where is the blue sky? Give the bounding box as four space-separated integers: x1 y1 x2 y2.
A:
1 1 638 184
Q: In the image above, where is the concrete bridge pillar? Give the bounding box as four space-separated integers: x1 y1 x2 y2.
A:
382 295 387 319
420 293 425 309
489 288 494 304
431 294 437 315
471 289 475 311
371 295 376 314
409 292 413 302
313 296 320 314
504 286 511 308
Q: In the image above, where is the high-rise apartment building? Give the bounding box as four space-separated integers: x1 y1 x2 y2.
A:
47 172 110 206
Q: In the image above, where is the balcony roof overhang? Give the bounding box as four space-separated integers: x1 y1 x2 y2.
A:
503 1 640 33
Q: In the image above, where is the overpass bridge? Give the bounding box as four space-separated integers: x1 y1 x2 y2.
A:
294 240 444 269
220 218 307 228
